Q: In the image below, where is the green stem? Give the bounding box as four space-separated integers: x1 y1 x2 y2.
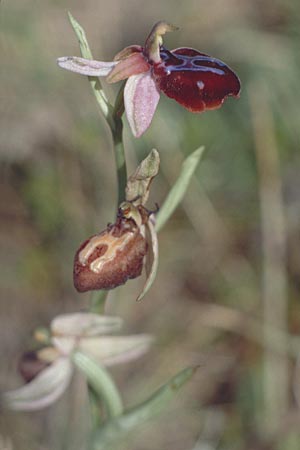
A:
72 351 123 420
113 126 127 205
112 82 127 205
68 12 127 207
88 387 103 429
90 366 197 450
68 13 112 121
67 11 127 435
89 290 108 314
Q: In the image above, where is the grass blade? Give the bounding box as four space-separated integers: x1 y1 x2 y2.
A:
90 366 197 450
72 351 123 419
67 12 112 121
155 146 205 232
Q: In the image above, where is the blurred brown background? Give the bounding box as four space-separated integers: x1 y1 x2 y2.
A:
1 0 300 449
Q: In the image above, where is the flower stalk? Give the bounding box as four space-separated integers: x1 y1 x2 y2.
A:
72 351 124 419
3 13 241 449
68 12 127 206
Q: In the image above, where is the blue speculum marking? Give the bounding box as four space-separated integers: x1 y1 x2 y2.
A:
152 45 240 112
159 48 225 74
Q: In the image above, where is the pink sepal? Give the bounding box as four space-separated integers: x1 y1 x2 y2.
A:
124 71 160 138
57 56 117 76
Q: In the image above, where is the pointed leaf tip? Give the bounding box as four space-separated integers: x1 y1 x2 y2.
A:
89 366 195 450
155 146 205 232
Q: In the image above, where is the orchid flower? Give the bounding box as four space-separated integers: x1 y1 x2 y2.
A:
57 21 241 138
3 313 153 411
73 149 160 301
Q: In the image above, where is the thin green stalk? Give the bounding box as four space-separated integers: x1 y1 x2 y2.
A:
156 146 204 232
88 387 103 429
90 366 197 450
68 12 127 206
72 351 123 420
113 130 127 205
89 290 108 314
68 13 128 316
68 12 112 123
112 83 127 205
251 82 289 431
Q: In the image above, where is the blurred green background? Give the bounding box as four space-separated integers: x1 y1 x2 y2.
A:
1 0 300 449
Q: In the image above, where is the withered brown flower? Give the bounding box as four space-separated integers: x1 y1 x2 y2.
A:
73 202 150 292
73 149 160 298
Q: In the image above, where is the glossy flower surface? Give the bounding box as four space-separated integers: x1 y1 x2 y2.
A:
73 202 149 292
57 21 240 137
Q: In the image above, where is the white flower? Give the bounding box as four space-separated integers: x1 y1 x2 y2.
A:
3 313 153 411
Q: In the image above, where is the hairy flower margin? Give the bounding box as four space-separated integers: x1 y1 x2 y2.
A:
57 21 241 137
3 313 153 411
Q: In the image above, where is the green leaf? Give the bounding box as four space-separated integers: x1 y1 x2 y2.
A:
68 12 93 59
72 351 123 419
90 366 197 450
155 146 205 232
67 12 112 122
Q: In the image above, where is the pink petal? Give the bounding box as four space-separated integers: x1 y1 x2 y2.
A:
57 56 117 76
76 334 154 366
51 313 122 337
3 358 73 411
114 45 143 61
124 71 160 138
107 52 150 83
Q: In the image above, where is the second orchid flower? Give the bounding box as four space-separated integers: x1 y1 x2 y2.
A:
57 21 240 137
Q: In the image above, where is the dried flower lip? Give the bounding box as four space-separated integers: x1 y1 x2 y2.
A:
152 46 241 112
73 208 148 292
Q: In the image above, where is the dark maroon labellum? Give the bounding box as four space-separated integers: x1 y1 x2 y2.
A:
73 206 148 293
18 351 51 383
152 47 240 112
